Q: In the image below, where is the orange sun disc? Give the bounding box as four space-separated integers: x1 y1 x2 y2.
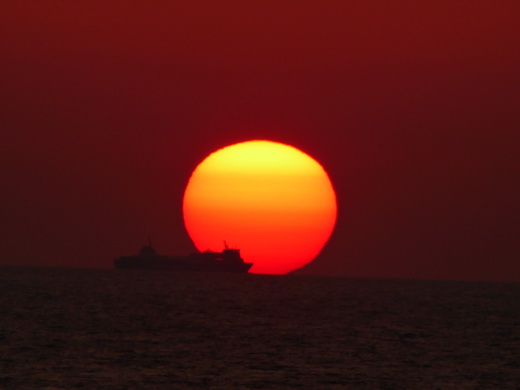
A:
182 140 337 274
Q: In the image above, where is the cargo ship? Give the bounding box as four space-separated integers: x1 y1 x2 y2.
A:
114 240 253 273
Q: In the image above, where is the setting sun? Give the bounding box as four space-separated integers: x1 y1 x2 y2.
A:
183 140 337 274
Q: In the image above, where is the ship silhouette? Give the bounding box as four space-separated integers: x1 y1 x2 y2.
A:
114 239 253 273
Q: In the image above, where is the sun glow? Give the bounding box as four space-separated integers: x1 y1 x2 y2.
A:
183 140 337 274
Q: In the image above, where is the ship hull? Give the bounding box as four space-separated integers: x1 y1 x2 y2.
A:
114 255 253 273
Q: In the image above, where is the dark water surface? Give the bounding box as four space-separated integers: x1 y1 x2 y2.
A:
0 266 518 389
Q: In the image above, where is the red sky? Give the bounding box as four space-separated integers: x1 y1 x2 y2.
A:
1 1 519 281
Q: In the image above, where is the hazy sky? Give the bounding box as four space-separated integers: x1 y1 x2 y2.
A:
1 1 519 281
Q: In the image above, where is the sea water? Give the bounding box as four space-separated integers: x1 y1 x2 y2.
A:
0 266 518 389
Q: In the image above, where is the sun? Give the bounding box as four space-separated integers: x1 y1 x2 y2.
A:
182 140 337 274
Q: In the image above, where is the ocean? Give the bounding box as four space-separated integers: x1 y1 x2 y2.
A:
0 266 518 389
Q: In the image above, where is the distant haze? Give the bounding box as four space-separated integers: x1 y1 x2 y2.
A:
0 1 519 281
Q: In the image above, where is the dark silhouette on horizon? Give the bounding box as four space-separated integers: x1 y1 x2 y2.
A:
114 240 253 273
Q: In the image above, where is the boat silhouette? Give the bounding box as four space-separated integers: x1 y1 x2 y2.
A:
114 239 253 273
